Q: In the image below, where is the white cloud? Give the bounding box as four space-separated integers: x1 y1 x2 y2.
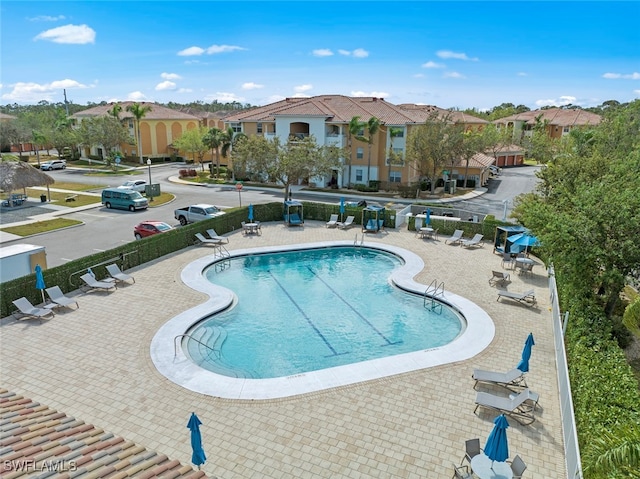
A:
205 92 246 102
127 91 147 101
602 72 640 80
155 81 176 91
436 50 478 61
292 93 311 98
29 15 66 22
178 46 205 56
535 96 578 107
337 48 369 58
517 72 528 77
265 94 286 104
313 49 334 57
242 82 264 90
1 79 88 102
351 90 390 98
422 61 445 69
34 24 95 44
206 44 246 54
634 89 640 96
338 49 350 56
161 72 181 80
443 72 465 79
294 84 313 92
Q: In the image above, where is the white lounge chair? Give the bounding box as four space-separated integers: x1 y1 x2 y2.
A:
445 229 464 245
12 297 54 320
45 286 79 310
326 214 339 228
337 215 355 229
195 232 223 245
206 228 229 243
488 270 510 286
80 273 116 292
497 289 537 306
461 233 484 248
106 264 135 284
472 367 527 390
474 389 536 425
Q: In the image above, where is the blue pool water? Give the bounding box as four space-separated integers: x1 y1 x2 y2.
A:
186 247 463 379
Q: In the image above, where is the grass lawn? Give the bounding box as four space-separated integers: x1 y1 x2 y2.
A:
0 218 82 236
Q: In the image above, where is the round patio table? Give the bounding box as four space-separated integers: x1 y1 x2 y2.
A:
471 454 513 479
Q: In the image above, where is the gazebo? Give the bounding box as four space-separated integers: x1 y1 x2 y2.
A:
0 160 54 205
362 205 385 233
493 225 526 254
283 200 304 226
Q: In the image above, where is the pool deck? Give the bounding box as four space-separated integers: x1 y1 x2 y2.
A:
0 222 565 478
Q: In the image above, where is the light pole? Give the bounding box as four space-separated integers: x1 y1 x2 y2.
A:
146 158 153 202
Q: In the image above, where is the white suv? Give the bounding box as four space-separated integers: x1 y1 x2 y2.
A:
40 160 66 171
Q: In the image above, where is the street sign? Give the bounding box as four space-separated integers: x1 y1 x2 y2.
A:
235 182 243 190
115 156 121 164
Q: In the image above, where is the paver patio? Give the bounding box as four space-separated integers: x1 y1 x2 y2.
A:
0 221 565 478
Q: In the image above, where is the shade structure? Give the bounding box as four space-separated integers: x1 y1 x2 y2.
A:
187 413 206 469
34 264 46 304
0 160 54 193
484 414 509 464
339 197 345 221
426 208 431 226
248 204 254 222
517 333 535 372
509 233 540 248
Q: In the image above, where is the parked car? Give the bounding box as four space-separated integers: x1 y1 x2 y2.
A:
40 160 66 171
118 180 147 193
174 204 226 225
133 220 173 240
101 188 148 211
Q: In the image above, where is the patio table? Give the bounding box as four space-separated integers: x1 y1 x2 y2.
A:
471 454 513 479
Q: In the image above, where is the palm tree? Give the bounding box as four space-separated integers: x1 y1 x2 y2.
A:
355 117 380 186
203 127 224 177
220 126 236 180
347 116 363 188
108 103 122 120
126 102 152 164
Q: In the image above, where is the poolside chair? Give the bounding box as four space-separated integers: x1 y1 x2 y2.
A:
497 289 537 307
509 455 528 478
472 367 527 390
502 251 515 269
461 438 481 465
337 215 355 229
461 233 484 248
45 286 79 310
12 297 55 321
445 229 464 245
326 214 339 228
474 389 536 425
80 273 116 293
451 463 473 479
488 270 510 286
206 228 229 243
288 213 303 226
195 232 223 245
363 218 378 232
106 264 135 285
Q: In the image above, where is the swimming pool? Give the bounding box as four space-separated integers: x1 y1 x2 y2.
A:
188 247 463 379
151 241 495 400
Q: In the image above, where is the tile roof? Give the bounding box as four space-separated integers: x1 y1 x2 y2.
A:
0 389 207 478
495 107 601 126
222 95 489 126
453 152 496 168
71 102 201 121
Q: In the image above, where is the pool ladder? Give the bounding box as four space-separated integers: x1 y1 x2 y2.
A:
353 234 364 246
424 279 444 314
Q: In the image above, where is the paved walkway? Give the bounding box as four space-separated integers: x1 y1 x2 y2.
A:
0 222 565 478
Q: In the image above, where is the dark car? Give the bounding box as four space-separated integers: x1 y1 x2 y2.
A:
133 220 173 240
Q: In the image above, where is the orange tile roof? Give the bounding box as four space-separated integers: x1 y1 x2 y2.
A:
495 107 601 126
71 102 201 121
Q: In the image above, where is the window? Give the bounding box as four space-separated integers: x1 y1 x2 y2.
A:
357 127 364 136
390 128 404 138
355 169 363 182
257 123 263 134
356 147 364 159
563 127 570 133
231 123 242 133
389 171 402 183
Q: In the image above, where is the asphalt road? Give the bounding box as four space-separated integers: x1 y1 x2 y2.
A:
3 164 541 267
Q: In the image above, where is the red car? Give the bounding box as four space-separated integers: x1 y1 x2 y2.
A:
133 220 173 240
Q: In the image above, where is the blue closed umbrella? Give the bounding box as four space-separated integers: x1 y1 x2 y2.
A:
485 414 509 466
425 208 431 226
339 197 345 222
187 412 206 469
35 264 46 304
248 203 254 222
517 333 535 372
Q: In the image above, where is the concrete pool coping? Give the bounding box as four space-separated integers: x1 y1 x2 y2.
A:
151 241 495 400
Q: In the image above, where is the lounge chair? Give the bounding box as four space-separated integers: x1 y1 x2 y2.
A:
497 289 537 306
12 297 54 320
461 233 484 248
474 389 536 425
445 229 464 245
326 214 339 228
206 228 229 243
80 273 116 292
472 367 526 390
337 215 355 229
461 438 481 465
106 263 135 284
363 218 378 232
45 286 79 310
488 270 510 286
452 463 473 479
509 455 528 479
196 232 223 245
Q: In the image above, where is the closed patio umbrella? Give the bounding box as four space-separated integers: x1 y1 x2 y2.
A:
426 208 431 226
35 264 46 304
517 333 535 372
248 203 254 222
485 414 509 468
187 412 206 469
339 197 345 222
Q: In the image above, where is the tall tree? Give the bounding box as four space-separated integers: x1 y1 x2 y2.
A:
347 116 364 188
108 103 122 119
76 116 133 166
173 126 209 170
355 117 380 185
126 102 152 164
203 127 224 177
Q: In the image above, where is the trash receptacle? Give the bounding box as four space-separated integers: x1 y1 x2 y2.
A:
40 195 47 203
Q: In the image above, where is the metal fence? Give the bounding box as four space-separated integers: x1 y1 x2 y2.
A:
548 265 583 479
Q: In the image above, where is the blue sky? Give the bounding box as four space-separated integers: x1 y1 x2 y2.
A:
1 1 639 110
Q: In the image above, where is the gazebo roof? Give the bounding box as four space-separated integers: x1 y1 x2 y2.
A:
0 161 54 192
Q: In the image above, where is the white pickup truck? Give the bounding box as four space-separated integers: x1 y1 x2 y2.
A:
174 204 226 225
